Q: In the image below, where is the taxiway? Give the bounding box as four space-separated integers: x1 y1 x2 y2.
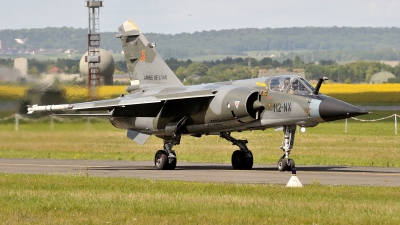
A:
0 158 399 186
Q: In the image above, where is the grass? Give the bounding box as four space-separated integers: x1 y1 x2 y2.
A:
0 112 399 224
0 110 399 167
0 174 399 224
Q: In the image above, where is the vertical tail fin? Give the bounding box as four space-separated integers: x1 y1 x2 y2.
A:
117 20 183 90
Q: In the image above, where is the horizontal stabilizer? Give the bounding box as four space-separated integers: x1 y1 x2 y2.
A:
127 129 151 145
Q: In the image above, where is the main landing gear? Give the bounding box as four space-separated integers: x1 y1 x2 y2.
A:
277 125 296 171
155 131 254 170
220 132 253 170
154 140 177 170
154 117 188 170
153 117 297 172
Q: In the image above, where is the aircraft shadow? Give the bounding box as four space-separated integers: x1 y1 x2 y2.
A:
293 166 399 174
85 164 399 174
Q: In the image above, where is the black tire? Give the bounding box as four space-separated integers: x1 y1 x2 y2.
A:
243 151 253 170
287 159 295 171
278 158 289 172
154 150 168 170
167 151 177 170
231 150 253 170
232 150 245 169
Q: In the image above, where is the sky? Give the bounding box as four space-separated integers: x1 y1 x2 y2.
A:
1 0 400 34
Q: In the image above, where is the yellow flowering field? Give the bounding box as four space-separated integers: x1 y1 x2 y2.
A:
64 86 88 102
63 86 126 102
0 86 26 99
318 84 400 104
320 84 400 94
0 85 127 102
98 85 127 99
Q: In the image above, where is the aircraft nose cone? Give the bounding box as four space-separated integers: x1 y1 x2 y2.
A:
319 96 368 122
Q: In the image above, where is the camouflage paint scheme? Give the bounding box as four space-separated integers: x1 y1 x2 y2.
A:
28 20 367 171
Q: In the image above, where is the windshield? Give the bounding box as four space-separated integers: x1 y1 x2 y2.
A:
269 76 314 96
300 78 315 92
287 78 312 95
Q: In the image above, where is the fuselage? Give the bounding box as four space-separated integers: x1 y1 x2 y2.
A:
109 75 367 136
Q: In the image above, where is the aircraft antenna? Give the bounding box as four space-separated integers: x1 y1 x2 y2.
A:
85 0 103 99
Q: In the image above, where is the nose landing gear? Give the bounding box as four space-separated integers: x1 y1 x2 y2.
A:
278 125 296 171
154 116 187 170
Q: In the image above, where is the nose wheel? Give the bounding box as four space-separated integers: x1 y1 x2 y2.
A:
278 158 295 171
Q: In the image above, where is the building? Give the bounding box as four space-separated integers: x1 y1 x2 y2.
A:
14 57 28 76
370 71 395 84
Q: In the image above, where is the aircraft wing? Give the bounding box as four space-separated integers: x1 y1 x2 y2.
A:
27 89 215 117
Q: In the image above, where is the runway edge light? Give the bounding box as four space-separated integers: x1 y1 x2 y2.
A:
286 168 303 188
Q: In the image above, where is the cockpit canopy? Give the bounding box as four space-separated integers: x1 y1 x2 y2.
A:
269 75 315 95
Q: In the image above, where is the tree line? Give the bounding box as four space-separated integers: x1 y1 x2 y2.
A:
166 57 400 84
305 60 400 83
3 27 400 60
3 56 399 84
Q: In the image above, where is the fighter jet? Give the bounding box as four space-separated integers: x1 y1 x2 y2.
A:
28 20 368 171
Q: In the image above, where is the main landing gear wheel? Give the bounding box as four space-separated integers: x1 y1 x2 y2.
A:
154 150 177 170
154 116 188 170
155 150 168 170
231 150 253 170
220 132 254 170
168 151 177 170
277 158 295 172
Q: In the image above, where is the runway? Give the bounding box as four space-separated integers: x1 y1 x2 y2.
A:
1 158 399 186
